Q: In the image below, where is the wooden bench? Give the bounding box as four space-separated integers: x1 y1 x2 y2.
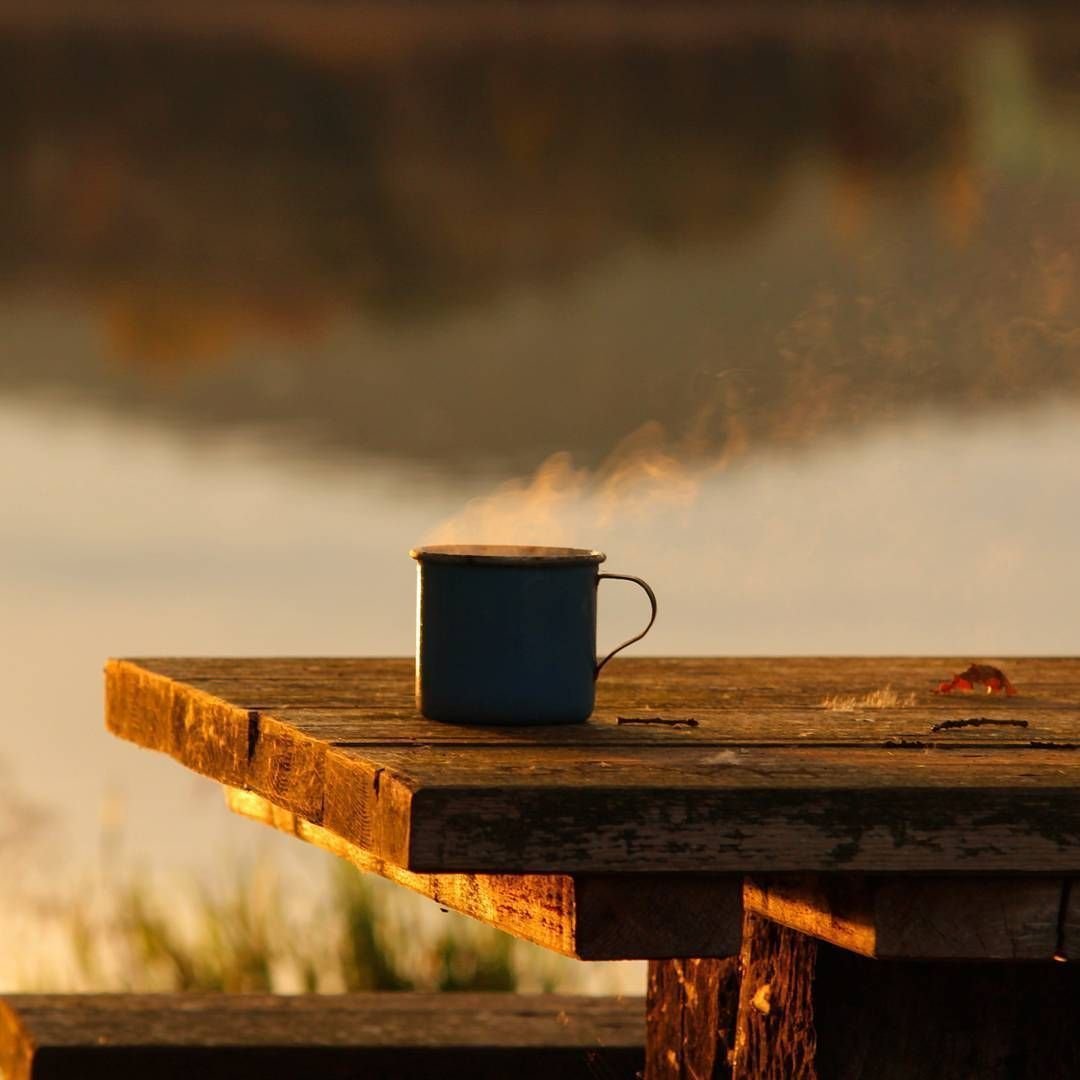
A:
0 993 645 1080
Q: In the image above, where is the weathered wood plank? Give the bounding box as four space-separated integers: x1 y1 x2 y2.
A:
127 655 1080 690
646 913 1080 1079
0 993 645 1080
107 657 1080 816
226 788 743 961
572 874 742 962
321 743 1080 873
733 914 817 1080
743 877 874 957
727 915 1080 1079
148 679 1080 713
109 656 1080 768
646 958 739 1080
252 706 1080 745
107 658 1080 874
324 743 1080 790
106 660 253 791
743 875 1069 959
125 654 1080 709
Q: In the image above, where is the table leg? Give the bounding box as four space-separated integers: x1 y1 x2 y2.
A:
647 913 1080 1079
646 957 740 1079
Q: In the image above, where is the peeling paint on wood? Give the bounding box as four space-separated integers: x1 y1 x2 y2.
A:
106 657 1080 874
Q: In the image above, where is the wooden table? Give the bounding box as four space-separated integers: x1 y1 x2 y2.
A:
107 657 1080 1078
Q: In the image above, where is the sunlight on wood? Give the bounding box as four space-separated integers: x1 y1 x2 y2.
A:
821 686 917 711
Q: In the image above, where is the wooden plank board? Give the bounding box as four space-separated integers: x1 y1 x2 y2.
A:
226 788 742 960
743 875 1072 960
728 915 1080 1080
0 993 645 1080
125 654 1080 683
123 656 1080 713
109 657 1080 832
646 957 739 1080
106 657 1080 828
250 708 1080 745
107 657 1080 875
320 743 1080 873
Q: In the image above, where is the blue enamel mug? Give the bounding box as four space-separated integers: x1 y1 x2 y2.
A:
410 545 657 725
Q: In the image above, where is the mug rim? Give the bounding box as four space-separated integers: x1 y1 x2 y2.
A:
411 544 606 566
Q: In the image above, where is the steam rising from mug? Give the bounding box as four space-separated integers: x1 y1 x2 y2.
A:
426 416 747 548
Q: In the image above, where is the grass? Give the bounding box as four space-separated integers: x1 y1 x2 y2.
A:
2 762 633 996
57 860 525 994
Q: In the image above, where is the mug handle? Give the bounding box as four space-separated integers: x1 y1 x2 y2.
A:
595 573 658 677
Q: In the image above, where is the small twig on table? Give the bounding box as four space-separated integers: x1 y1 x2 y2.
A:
616 716 699 728
929 717 1029 733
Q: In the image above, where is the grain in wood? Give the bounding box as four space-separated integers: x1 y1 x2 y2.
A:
321 742 1080 873
0 993 645 1080
709 913 1080 1079
107 658 1080 874
646 958 738 1079
227 788 743 960
743 875 1066 959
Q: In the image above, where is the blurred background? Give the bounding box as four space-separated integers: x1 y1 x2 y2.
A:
2 0 1079 993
